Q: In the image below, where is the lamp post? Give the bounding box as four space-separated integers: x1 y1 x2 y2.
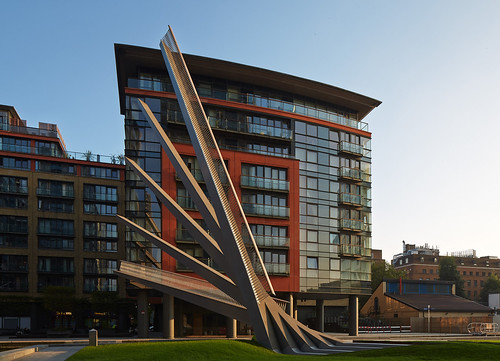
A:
427 305 431 333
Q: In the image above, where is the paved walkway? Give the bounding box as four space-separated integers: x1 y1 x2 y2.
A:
13 345 85 361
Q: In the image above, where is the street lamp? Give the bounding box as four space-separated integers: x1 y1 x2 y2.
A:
427 305 431 333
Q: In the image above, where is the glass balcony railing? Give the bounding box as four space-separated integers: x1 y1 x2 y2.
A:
0 123 58 139
253 235 289 248
241 175 289 192
37 188 74 198
177 196 197 210
242 204 289 218
340 141 363 156
83 192 118 202
264 263 290 275
340 167 370 182
177 258 224 272
340 193 370 207
127 78 368 131
339 219 369 232
208 117 292 140
340 244 371 258
0 184 28 194
176 169 204 182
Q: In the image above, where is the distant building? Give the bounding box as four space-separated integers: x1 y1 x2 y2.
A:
392 242 500 301
0 104 126 333
361 279 492 333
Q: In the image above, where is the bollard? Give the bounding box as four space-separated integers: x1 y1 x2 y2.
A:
89 328 98 346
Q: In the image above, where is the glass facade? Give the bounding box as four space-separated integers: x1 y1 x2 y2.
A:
296 122 371 294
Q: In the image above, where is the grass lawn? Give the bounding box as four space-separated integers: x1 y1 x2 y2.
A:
67 339 500 361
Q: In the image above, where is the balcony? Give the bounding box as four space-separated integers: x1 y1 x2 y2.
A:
0 184 27 194
127 78 367 131
339 167 370 182
176 169 204 183
339 141 363 156
177 258 223 272
253 235 289 248
340 244 372 258
242 204 289 218
241 175 289 192
208 117 292 140
83 192 117 202
339 219 368 232
339 193 370 207
264 263 290 275
37 188 74 198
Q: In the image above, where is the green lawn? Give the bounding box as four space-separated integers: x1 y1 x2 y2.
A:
67 339 500 361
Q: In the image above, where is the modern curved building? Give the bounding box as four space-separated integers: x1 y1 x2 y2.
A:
115 44 380 335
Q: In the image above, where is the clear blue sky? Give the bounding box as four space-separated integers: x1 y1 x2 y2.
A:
1 0 499 261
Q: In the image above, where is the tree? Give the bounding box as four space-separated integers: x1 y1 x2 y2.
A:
438 256 465 297
480 275 500 303
371 261 407 293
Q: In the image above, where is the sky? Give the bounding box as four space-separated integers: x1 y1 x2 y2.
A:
1 0 499 261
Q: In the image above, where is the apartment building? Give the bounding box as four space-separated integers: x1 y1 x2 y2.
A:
0 104 126 333
115 44 380 334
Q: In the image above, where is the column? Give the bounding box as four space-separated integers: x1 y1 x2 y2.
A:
162 294 174 339
287 293 294 317
348 295 358 336
137 290 149 338
226 318 237 338
316 299 324 333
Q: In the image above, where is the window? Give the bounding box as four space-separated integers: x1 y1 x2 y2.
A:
81 166 119 179
83 259 117 274
38 219 74 236
36 161 75 174
39 237 74 250
83 184 117 202
422 269 427 274
0 156 30 170
0 176 28 193
0 194 27 209
38 198 73 213
0 216 28 233
83 222 117 238
38 179 74 197
329 233 340 245
38 257 74 273
307 257 318 269
83 203 117 216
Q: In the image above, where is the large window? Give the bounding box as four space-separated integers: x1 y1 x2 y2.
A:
38 257 74 273
37 180 74 197
249 224 288 247
0 176 28 194
83 222 117 238
241 164 288 191
0 216 28 233
83 184 117 202
38 219 74 236
35 161 75 174
0 156 30 170
241 191 288 217
81 166 119 180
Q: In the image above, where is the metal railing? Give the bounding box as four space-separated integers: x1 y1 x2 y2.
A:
340 141 364 156
264 263 290 275
127 78 368 131
242 203 289 218
253 235 289 248
37 188 74 198
240 175 289 192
